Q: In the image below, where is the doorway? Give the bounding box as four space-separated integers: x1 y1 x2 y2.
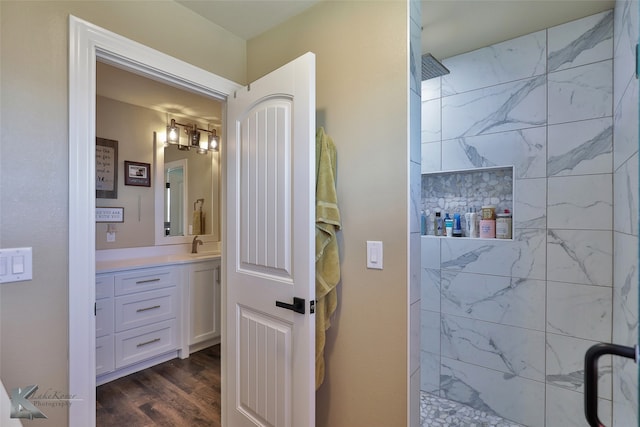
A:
68 16 240 426
94 59 224 423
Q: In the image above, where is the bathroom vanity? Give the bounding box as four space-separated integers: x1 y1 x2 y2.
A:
95 252 220 386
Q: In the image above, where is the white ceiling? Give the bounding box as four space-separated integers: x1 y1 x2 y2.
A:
422 0 615 60
178 0 615 60
98 0 616 122
176 0 320 40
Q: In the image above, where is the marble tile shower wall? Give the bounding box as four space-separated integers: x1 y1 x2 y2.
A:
612 1 639 426
420 10 622 427
409 1 423 426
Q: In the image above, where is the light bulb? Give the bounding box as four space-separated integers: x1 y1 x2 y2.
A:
166 125 179 145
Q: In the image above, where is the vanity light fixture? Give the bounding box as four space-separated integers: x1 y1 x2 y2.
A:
166 118 219 154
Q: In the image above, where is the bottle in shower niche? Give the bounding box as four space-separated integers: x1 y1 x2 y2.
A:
473 207 481 238
466 207 478 238
444 213 453 237
420 210 427 236
434 211 443 236
479 205 496 238
496 209 512 239
453 213 462 237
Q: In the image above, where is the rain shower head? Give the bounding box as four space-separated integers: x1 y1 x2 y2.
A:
422 53 450 81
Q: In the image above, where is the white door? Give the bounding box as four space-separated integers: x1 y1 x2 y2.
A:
225 53 316 427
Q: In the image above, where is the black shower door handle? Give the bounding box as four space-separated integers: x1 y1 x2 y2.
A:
584 343 637 427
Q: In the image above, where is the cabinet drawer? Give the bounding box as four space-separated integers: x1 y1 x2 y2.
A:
96 335 115 376
96 274 114 300
115 319 177 369
114 288 177 332
96 299 114 338
114 267 176 296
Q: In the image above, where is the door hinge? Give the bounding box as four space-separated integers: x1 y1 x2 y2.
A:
94 302 96 316
310 300 315 314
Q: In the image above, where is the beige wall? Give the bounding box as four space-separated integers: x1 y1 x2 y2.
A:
95 96 160 249
0 2 245 425
248 2 410 426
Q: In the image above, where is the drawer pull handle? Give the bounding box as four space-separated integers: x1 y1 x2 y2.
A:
136 305 161 313
136 278 161 284
136 338 161 348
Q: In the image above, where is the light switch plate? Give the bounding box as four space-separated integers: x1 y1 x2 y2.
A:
366 241 383 270
0 247 33 283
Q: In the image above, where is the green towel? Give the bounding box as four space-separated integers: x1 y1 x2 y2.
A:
315 127 341 390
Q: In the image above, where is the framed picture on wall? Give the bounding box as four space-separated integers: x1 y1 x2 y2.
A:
96 138 118 199
124 161 151 187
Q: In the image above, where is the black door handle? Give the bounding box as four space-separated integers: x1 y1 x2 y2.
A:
275 297 305 314
584 343 637 427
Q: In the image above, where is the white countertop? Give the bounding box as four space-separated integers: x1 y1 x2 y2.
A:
96 251 221 274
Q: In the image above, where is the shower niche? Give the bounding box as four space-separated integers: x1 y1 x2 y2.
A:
421 166 514 238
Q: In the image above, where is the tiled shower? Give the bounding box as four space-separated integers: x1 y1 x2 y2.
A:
419 2 638 426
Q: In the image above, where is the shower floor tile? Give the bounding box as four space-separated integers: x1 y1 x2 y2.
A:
420 392 525 427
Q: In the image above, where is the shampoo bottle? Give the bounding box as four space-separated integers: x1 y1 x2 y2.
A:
453 213 462 237
444 213 453 237
420 210 427 235
434 211 443 236
465 208 472 237
469 207 478 238
473 207 480 238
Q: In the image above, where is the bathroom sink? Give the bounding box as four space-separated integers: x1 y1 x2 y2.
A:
187 251 220 260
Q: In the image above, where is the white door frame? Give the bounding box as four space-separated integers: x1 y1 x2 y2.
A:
68 16 240 426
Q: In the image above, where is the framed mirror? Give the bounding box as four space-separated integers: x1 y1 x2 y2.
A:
96 60 223 248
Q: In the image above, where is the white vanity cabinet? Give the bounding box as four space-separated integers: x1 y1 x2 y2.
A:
96 265 180 385
187 259 221 352
96 254 222 384
95 274 115 376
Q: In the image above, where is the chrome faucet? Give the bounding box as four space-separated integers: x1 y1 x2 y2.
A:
191 235 203 253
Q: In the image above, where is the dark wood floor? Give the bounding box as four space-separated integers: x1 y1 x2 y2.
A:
96 345 221 427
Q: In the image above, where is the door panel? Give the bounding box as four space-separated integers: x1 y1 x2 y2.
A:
238 307 291 425
225 52 316 427
239 98 292 278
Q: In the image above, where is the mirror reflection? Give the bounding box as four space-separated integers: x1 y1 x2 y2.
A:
95 60 222 249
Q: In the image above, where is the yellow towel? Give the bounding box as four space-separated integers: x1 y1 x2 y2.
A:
315 127 341 390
